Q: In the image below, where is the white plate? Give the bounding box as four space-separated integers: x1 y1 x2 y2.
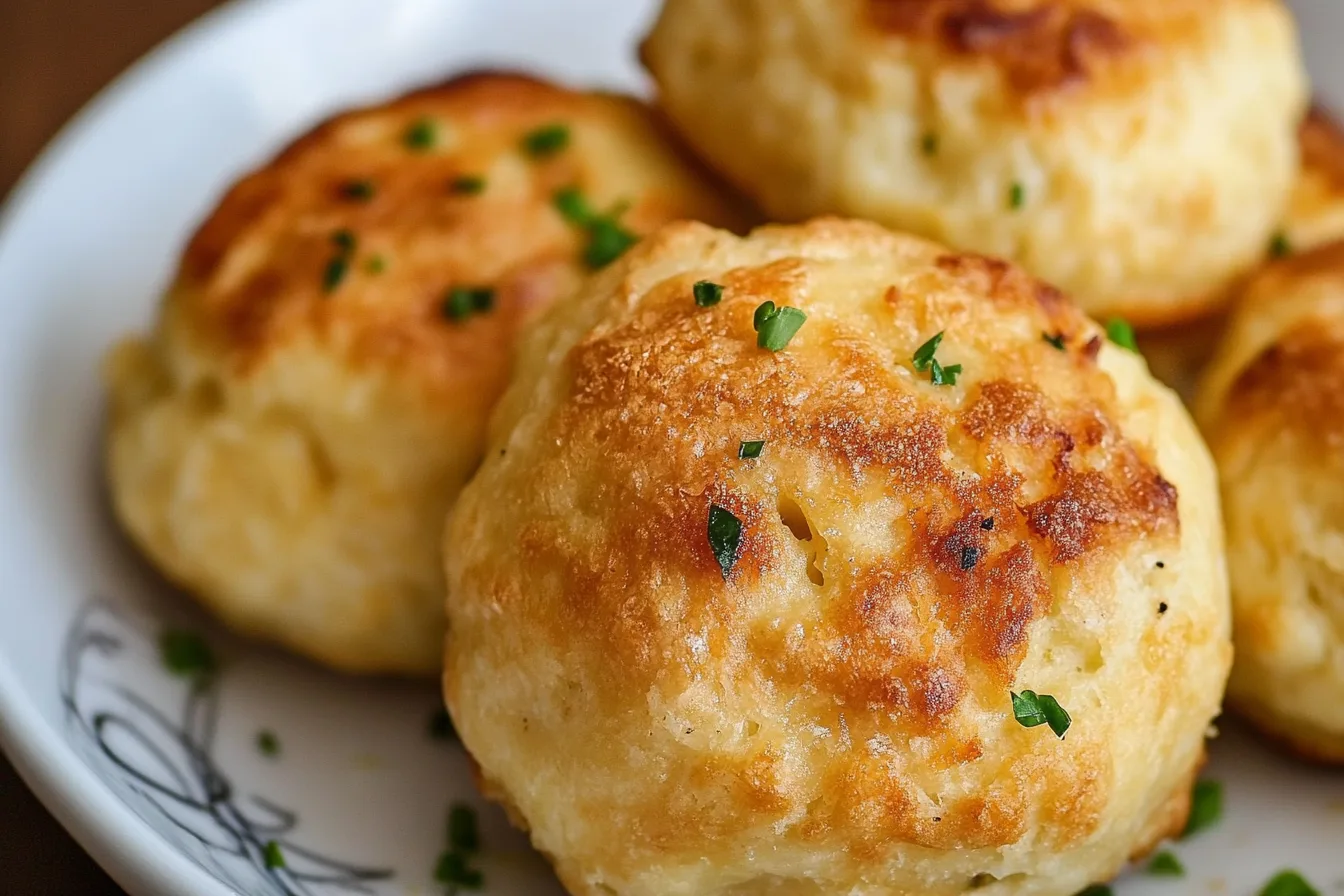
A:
1 1 1343 894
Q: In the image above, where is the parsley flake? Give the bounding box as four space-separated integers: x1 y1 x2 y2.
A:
1181 779 1223 839
450 175 486 196
443 286 495 323
1269 230 1292 260
552 187 638 269
1147 851 1184 877
708 504 744 581
159 630 216 680
753 302 807 351
1011 690 1071 738
323 230 358 294
1106 318 1139 353
1260 871 1320 896
912 331 961 386
739 440 765 459
1009 181 1026 210
257 730 280 758
1075 887 1113 896
1043 332 1067 351
959 546 980 570
404 118 439 152
449 803 480 854
435 851 484 889
365 254 387 275
331 229 357 253
429 708 458 741
339 179 375 202
263 840 285 870
522 123 570 158
694 280 725 308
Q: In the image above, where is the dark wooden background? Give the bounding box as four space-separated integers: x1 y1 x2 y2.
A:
0 5 225 891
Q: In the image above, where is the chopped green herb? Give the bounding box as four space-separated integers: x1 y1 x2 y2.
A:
322 256 350 293
921 133 939 156
331 229 357 253
159 630 216 679
753 302 807 351
365 254 387 275
1011 690 1071 738
1009 181 1025 210
256 730 280 758
263 840 285 870
584 217 638 269
912 331 961 386
913 332 944 371
435 851 484 889
708 504 743 581
429 708 457 741
339 179 375 202
1147 851 1184 877
552 187 638 269
1269 230 1292 260
522 123 570 158
1075 887 1113 896
1043 332 1067 351
930 359 963 386
1181 779 1223 839
694 280 725 308
450 175 486 196
448 803 479 854
443 286 495 323
1106 318 1139 353
959 546 980 570
404 118 439 152
739 440 765 459
1259 871 1320 896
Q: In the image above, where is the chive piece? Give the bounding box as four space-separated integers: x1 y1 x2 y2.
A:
522 123 570 158
448 804 480 854
1269 230 1292 260
365 255 387 275
912 332 944 371
429 708 457 741
754 303 807 351
1009 181 1025 210
1011 690 1071 738
257 730 280 758
322 257 350 293
435 851 484 889
929 360 963 387
1147 851 1184 877
1106 318 1139 353
553 187 592 224
1075 887 1113 896
331 229 357 253
443 286 496 323
708 504 744 581
694 281 725 308
584 218 638 269
263 840 285 869
739 440 765 459
339 179 375 202
1260 871 1320 896
1043 332 1066 351
1181 779 1223 839
921 133 939 156
404 118 438 152
450 175 486 196
159 630 216 679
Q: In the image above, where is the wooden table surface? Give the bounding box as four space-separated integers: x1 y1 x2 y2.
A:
0 5 225 891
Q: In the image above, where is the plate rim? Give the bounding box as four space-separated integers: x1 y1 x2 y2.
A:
0 1 309 893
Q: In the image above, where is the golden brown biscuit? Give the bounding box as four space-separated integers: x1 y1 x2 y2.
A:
104 73 750 675
643 0 1306 326
1198 240 1344 762
446 219 1230 894
1143 105 1344 400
